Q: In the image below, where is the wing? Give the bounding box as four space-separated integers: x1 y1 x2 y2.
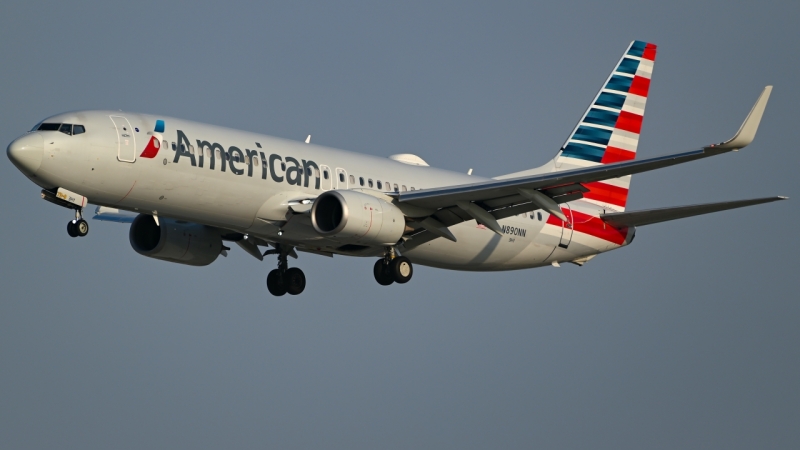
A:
397 86 773 248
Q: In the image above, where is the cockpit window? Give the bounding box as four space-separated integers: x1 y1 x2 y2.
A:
36 123 86 135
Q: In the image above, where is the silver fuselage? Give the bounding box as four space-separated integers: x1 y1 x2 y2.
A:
8 110 629 270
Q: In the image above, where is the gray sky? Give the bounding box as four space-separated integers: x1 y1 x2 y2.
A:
1 1 798 449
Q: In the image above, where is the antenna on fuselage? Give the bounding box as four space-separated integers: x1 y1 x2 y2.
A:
305 135 311 144
467 168 473 175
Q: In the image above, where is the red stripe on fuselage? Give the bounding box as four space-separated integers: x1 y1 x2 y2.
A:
545 209 628 245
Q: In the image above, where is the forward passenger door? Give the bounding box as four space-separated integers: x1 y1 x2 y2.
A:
110 116 136 163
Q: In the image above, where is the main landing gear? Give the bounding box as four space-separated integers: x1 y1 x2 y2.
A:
373 247 413 286
265 244 306 296
67 209 89 238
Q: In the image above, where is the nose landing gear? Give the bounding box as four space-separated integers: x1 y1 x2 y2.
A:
265 244 306 296
373 247 413 286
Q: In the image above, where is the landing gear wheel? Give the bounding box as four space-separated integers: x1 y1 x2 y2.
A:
285 267 306 295
74 219 89 237
390 256 413 284
67 221 77 238
267 269 287 296
373 259 394 286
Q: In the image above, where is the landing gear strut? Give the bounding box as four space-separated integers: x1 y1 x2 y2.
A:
373 247 413 286
265 244 306 296
67 209 89 238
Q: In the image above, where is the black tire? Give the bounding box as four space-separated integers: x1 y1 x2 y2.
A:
390 256 413 284
285 267 306 295
75 219 89 237
67 221 77 238
373 259 394 286
267 269 287 296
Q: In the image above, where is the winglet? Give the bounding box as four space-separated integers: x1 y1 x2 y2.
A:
713 86 772 150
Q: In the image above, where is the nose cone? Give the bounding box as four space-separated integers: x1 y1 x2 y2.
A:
7 133 44 177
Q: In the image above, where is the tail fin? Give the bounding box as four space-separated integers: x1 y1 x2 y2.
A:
555 40 657 211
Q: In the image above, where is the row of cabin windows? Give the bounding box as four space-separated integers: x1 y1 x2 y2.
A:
177 142 418 192
353 174 414 192
36 123 86 135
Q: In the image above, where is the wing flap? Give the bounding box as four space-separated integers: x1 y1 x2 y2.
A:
600 196 787 227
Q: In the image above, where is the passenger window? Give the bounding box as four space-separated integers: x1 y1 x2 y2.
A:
410 187 415 191
253 156 259 166
393 184 398 192
181 144 186 153
189 145 195 155
349 174 355 184
59 124 72 135
359 177 364 186
368 179 373 188
538 212 543 221
171 142 176 151
215 149 221 160
306 167 313 177
163 140 168 150
280 162 285 170
72 125 85 135
401 185 407 192
205 147 211 159
339 173 345 183
245 156 251 165
38 123 61 131
376 181 382 189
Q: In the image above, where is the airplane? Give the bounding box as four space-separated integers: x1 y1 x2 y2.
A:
6 40 787 296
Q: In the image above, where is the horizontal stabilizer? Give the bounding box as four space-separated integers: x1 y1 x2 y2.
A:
601 196 787 227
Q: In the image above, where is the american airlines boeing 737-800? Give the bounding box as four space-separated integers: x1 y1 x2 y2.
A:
6 41 786 296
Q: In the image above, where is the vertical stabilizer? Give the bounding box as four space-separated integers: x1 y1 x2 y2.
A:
553 40 657 211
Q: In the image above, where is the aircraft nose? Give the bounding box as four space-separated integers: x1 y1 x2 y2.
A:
7 133 44 177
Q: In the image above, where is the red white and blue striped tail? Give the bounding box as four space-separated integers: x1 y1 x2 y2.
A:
554 40 657 211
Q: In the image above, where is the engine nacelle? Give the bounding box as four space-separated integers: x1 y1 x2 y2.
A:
129 215 223 266
311 190 406 246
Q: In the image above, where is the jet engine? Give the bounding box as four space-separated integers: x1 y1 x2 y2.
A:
311 190 406 246
129 215 223 266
